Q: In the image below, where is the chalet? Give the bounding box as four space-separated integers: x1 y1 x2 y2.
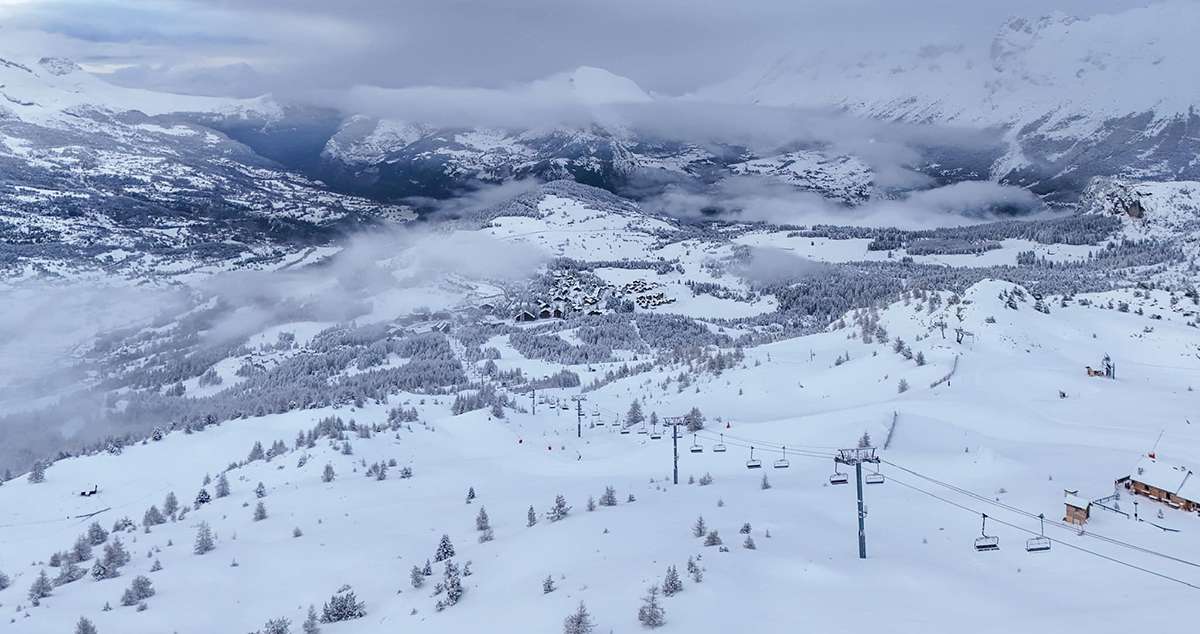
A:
539 307 554 319
1063 490 1091 525
514 309 537 322
478 302 495 311
1116 454 1199 513
551 306 565 319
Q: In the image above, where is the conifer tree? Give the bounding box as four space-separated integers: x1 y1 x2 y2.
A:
302 605 321 634
75 617 98 634
320 586 365 623
692 516 706 538
475 506 490 531
194 488 211 507
28 569 52 604
543 574 556 594
72 534 94 563
599 486 617 507
466 487 476 504
194 521 215 555
527 505 538 527
87 522 109 546
143 505 165 527
638 586 666 628
163 491 179 516
661 565 683 596
28 461 46 484
435 534 456 561
410 565 425 589
322 464 336 483
253 501 268 521
255 482 267 498
563 601 595 634
215 473 230 498
546 494 571 522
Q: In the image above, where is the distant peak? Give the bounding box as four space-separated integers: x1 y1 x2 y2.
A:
548 66 652 105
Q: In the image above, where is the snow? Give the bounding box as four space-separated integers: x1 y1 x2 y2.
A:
4 278 1200 633
1128 456 1199 503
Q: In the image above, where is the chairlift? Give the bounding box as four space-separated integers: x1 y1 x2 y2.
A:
773 446 790 469
619 423 631 435
829 459 849 485
712 434 727 453
650 427 662 440
1025 513 1051 553
637 425 648 435
865 463 885 485
745 446 763 469
974 513 1000 552
689 433 703 453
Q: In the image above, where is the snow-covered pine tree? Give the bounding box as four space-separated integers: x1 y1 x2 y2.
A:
739 522 752 534
322 464 336 483
194 488 211 507
638 586 666 628
143 505 165 527
75 616 98 634
563 601 595 634
543 574 556 594
410 565 425 589
215 473 231 498
661 565 683 596
443 561 464 606
546 494 571 522
898 378 909 393
87 522 109 546
599 486 617 507
686 556 702 583
28 569 52 604
253 501 268 521
0 569 8 590
320 586 366 623
704 530 722 546
435 534 456 561
260 618 291 634
255 482 267 498
692 516 706 538
101 536 130 575
163 491 179 517
303 605 320 634
54 558 85 586
858 431 872 448
527 505 538 527
466 486 476 504
28 461 46 484
194 522 215 555
248 441 266 462
475 506 490 531
744 536 757 550
761 474 771 490
625 400 644 428
586 496 596 512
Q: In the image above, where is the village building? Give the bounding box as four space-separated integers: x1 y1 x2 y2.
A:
514 309 537 322
1115 454 1199 513
1063 490 1091 525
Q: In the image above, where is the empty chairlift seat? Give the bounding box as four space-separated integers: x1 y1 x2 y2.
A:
773 446 790 469
975 514 1000 552
829 459 849 485
712 434 727 453
746 446 763 469
689 434 703 453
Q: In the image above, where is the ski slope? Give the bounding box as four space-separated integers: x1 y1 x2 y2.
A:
3 280 1199 634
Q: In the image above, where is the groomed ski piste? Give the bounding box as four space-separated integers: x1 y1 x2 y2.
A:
2 276 1199 634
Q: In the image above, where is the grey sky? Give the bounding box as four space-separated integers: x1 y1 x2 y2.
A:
0 0 1152 97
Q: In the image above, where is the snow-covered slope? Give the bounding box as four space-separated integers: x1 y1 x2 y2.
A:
3 279 1198 634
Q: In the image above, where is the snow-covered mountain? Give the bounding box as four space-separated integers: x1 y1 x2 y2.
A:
701 4 1200 199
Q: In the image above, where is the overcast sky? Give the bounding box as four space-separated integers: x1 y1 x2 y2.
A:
0 0 1153 97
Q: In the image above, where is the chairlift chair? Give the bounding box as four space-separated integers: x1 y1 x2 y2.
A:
712 434 727 453
1025 514 1051 553
745 446 763 469
689 433 704 453
829 459 849 485
619 424 631 435
773 446 791 469
650 429 662 440
974 514 1000 552
637 425 648 435
865 463 885 485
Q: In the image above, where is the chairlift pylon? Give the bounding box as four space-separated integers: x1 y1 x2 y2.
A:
712 434 727 453
745 446 762 469
974 513 1000 552
1025 513 1051 553
773 446 790 469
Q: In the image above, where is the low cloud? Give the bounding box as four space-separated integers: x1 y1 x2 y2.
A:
646 175 1043 229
